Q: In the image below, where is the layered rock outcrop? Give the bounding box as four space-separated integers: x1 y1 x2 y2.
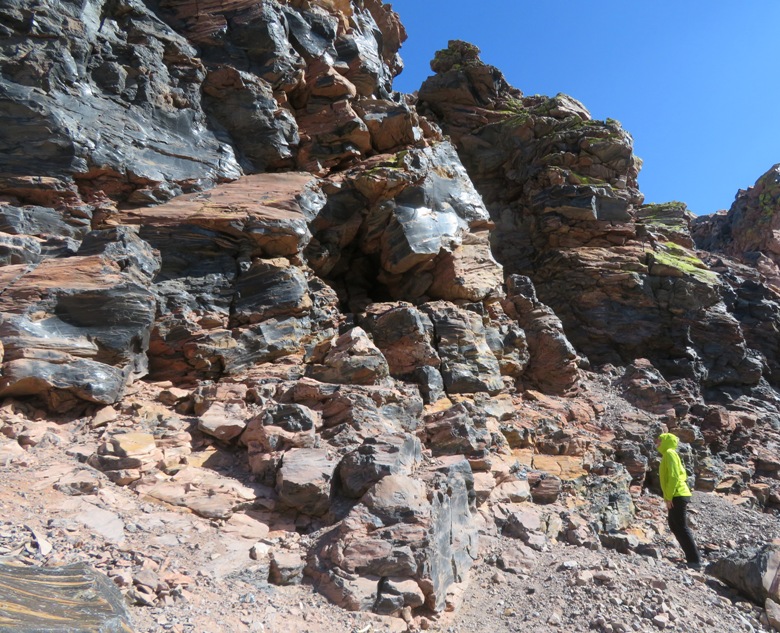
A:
416 40 771 401
2 1 780 623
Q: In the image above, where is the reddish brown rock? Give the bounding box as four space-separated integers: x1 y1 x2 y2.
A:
308 458 478 614
504 275 579 394
617 359 692 419
338 433 422 498
121 174 318 259
427 230 504 302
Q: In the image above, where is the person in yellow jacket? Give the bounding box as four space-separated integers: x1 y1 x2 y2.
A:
655 432 702 569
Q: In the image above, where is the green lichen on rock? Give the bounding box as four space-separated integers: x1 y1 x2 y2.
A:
569 119 608 130
498 97 526 115
567 171 608 186
651 242 718 285
430 40 482 74
636 202 692 233
640 201 688 215
526 94 577 118
754 167 780 224
499 110 532 129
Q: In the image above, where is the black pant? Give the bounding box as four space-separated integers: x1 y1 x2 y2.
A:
668 495 701 565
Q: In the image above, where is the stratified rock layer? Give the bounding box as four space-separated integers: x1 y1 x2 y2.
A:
2 2 780 624
416 40 768 397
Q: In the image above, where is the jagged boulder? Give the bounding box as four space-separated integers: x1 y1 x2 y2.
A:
202 66 299 172
270 378 424 449
276 447 340 517
617 358 692 418
709 541 780 606
241 402 319 453
306 326 390 385
307 457 478 614
120 173 341 383
504 275 579 394
0 0 242 206
0 229 159 410
421 402 493 459
157 0 418 170
88 432 161 486
361 302 440 377
577 462 635 533
338 433 422 498
421 301 503 395
304 142 496 307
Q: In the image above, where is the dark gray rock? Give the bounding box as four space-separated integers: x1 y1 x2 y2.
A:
276 378 423 451
505 275 579 394
617 359 692 418
414 365 445 404
241 402 318 453
613 441 649 487
421 301 503 395
276 448 339 517
202 66 299 171
231 316 334 373
374 577 425 615
307 456 477 614
709 542 780 605
362 303 439 378
77 227 161 283
306 327 390 386
0 355 129 408
578 462 635 533
269 551 305 586
0 204 90 239
0 233 158 408
0 233 42 265
535 187 632 223
232 260 311 326
600 532 640 554
419 456 479 611
304 142 493 304
338 433 422 498
0 0 241 197
421 402 492 458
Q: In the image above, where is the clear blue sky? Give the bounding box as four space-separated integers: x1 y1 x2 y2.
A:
389 1 780 216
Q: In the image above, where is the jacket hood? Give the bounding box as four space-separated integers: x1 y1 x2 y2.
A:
657 432 679 454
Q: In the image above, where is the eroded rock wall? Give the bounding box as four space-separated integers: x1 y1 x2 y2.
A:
2 3 780 621
415 40 771 399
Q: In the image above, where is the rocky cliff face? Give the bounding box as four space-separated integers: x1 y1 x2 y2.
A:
415 41 768 398
1 0 780 623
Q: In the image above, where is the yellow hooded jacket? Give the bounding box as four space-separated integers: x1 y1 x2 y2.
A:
657 433 692 501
